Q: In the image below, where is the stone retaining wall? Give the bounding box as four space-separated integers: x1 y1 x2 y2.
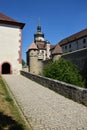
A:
62 48 87 71
20 71 87 106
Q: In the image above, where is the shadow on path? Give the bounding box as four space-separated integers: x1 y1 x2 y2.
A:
0 112 24 130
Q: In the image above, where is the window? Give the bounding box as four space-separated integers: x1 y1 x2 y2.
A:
65 45 67 49
31 53 33 55
83 39 86 44
69 44 71 48
42 50 44 53
62 46 64 49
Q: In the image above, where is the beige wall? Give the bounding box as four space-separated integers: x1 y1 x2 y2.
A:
0 24 22 74
53 55 61 61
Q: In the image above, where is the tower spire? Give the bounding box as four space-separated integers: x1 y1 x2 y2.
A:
38 18 40 26
34 19 44 42
37 18 41 32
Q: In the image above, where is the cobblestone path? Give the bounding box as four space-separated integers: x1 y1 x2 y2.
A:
2 75 87 130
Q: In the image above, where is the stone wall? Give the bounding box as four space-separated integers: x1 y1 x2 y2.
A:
62 48 87 71
52 54 61 61
20 71 87 106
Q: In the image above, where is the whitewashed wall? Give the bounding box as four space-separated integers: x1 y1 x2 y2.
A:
0 24 22 74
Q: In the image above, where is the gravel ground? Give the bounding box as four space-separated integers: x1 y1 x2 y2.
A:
2 75 87 130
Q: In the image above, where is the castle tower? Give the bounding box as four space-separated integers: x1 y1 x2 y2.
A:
27 42 38 73
34 20 44 42
27 22 51 75
27 42 43 74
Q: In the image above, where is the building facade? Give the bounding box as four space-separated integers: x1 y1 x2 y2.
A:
0 13 25 74
59 29 87 53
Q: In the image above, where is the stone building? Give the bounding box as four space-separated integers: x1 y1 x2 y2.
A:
26 24 50 74
26 24 62 74
27 22 87 75
59 28 87 53
0 13 25 74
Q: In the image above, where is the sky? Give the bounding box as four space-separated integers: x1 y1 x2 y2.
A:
0 0 87 61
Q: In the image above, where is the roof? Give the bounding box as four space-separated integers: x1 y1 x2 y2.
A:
28 42 38 50
50 45 56 50
0 13 25 29
59 28 87 46
51 44 63 54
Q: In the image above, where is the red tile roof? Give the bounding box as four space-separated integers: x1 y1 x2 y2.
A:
51 44 63 54
59 28 87 46
0 13 16 21
0 13 25 29
50 45 56 50
28 42 38 50
27 40 63 55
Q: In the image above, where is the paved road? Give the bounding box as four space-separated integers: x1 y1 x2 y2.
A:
2 75 87 130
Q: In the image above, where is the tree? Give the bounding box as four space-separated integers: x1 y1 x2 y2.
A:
42 58 85 87
22 59 26 66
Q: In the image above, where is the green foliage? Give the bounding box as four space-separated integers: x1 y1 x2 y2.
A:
5 96 13 103
22 59 26 66
42 58 85 87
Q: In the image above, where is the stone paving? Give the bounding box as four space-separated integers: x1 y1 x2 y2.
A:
2 75 87 130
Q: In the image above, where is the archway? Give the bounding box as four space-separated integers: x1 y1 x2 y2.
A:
2 63 11 74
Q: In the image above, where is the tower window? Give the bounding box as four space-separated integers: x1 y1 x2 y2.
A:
31 53 33 55
42 50 44 53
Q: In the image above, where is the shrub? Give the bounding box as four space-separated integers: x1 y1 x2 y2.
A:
42 58 85 87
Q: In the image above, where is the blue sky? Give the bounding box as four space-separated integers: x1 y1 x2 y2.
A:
0 0 87 61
